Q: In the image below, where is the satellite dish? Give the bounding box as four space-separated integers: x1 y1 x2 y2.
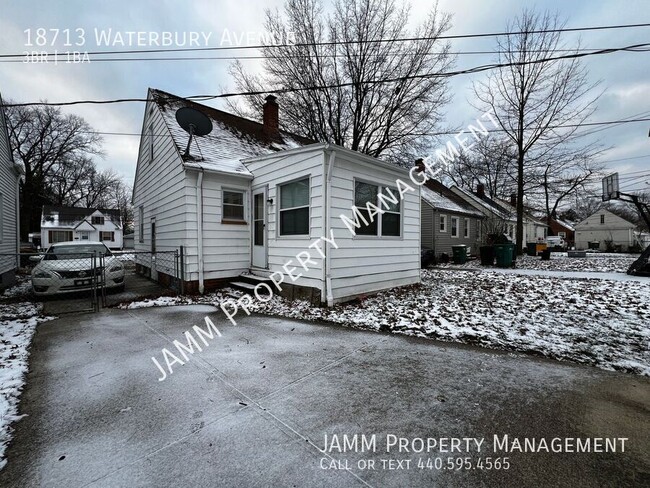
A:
175 107 213 157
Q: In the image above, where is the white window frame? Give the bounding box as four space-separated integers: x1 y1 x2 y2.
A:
278 176 311 237
222 189 246 222
352 179 402 238
101 231 114 242
439 214 447 233
464 218 470 238
451 216 460 238
600 215 605 224
558 231 566 238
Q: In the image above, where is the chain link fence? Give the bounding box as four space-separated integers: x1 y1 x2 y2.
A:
0 248 184 313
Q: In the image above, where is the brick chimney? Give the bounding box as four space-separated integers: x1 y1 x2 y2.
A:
510 193 517 206
476 183 485 198
263 95 279 139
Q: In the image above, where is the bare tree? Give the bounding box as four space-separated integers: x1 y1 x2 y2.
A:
228 0 454 166
473 9 601 252
5 103 103 239
444 136 516 197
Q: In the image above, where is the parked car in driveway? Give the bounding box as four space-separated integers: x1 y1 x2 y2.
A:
31 241 125 296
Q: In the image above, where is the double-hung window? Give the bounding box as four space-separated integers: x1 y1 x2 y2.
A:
464 218 470 238
439 215 447 233
451 217 459 238
279 178 310 235
222 190 245 222
354 181 401 237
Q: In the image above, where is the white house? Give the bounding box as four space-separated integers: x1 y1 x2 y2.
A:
451 184 547 247
0 91 23 289
40 206 123 250
574 209 638 251
131 88 420 304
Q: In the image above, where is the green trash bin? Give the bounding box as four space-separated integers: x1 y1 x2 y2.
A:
509 243 517 263
494 244 513 267
451 245 468 264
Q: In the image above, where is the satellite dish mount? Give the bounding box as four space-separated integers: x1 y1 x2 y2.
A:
175 107 213 157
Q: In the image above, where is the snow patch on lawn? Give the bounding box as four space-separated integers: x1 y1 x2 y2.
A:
118 269 649 377
1 277 32 300
439 254 637 274
0 302 55 470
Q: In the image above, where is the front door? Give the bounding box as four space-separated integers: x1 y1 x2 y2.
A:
252 188 267 268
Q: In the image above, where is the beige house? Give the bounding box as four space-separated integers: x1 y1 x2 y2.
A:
574 209 638 251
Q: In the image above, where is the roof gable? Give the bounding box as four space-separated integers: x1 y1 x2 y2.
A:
575 208 636 228
150 89 314 176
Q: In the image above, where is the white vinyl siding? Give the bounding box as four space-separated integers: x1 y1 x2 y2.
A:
183 172 251 281
574 209 637 251
0 98 19 279
132 96 192 279
328 150 419 303
244 149 324 289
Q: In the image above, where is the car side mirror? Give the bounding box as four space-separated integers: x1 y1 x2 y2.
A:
29 255 43 262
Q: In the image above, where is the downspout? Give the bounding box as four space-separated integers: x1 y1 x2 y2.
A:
196 170 205 294
324 147 335 307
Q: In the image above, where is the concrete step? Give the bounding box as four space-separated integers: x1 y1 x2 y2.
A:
230 281 271 295
239 273 271 283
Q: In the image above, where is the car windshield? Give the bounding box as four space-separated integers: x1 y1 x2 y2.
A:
44 244 112 260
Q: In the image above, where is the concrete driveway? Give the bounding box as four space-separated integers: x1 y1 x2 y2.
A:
1 306 648 487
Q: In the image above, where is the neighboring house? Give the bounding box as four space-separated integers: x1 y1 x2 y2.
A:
574 209 638 251
0 91 23 289
496 196 548 244
544 217 575 247
131 88 420 304
40 206 123 250
451 184 546 248
418 172 484 256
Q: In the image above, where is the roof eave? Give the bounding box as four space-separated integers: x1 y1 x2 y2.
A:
183 163 254 180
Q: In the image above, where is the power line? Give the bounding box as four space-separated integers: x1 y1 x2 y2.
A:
70 116 650 139
3 46 648 63
2 21 648 59
3 42 649 108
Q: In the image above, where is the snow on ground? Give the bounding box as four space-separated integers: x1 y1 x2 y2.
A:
0 302 55 470
120 269 650 377
439 253 638 273
1 276 32 300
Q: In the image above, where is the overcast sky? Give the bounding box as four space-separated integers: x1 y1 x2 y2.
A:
1 0 648 194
